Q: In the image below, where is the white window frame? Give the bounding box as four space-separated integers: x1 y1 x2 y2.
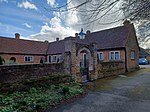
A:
48 55 62 63
52 55 57 63
48 56 51 63
97 52 104 60
131 51 135 59
109 51 120 60
24 56 33 62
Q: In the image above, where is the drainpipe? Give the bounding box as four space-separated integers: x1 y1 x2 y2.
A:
68 51 72 75
125 48 128 72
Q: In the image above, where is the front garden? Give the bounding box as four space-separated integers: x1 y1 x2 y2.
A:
0 75 85 112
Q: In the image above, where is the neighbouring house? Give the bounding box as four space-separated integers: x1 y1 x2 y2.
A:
139 47 150 63
0 33 48 64
0 20 139 82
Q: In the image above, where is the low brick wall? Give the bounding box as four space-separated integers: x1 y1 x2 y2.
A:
0 63 66 83
96 61 126 78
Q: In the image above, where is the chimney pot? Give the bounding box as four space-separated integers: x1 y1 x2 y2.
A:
75 33 78 37
123 19 131 26
56 38 59 41
86 30 91 35
15 33 20 39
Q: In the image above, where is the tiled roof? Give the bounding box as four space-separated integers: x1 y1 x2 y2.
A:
47 40 65 55
76 25 129 50
0 37 48 55
139 47 150 57
0 25 131 55
47 25 130 54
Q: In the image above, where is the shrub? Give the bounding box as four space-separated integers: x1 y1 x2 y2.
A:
62 86 70 95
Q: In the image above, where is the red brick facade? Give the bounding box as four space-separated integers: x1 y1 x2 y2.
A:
0 54 46 64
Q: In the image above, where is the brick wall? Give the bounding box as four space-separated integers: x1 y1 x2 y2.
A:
96 61 125 79
146 56 150 63
0 63 65 83
125 24 139 71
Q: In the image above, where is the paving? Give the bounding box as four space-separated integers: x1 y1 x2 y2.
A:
54 65 150 112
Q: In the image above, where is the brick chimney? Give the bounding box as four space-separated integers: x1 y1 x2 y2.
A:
15 33 20 39
86 30 91 35
75 33 78 38
56 38 59 41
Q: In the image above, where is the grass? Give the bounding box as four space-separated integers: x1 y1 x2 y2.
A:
0 82 84 112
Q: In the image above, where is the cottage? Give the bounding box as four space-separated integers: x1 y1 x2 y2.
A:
0 33 48 64
46 20 139 82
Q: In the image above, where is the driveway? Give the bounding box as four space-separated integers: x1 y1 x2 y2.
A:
54 67 150 112
139 64 150 68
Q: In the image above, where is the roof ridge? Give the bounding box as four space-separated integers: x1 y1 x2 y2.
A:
0 36 47 44
90 25 125 35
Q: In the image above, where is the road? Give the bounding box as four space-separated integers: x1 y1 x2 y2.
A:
54 65 150 112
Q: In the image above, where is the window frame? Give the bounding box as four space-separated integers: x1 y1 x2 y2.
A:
52 55 57 63
109 51 120 61
131 51 135 59
24 56 33 62
48 55 62 63
97 52 104 60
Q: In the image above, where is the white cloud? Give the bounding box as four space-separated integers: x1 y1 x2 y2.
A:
47 0 55 7
28 16 76 42
65 0 125 32
23 23 32 28
18 1 38 10
0 0 8 3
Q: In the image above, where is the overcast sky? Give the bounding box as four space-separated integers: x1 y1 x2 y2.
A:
0 0 125 42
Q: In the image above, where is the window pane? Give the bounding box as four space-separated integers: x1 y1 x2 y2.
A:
115 52 119 60
27 57 30 62
98 52 103 60
49 56 51 62
131 51 135 59
25 57 27 61
110 52 114 60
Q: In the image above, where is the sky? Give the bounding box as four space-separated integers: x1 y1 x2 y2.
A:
0 0 125 42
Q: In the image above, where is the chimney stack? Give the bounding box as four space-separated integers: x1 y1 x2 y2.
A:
123 19 131 26
56 38 59 41
15 33 20 39
75 33 78 38
86 30 91 35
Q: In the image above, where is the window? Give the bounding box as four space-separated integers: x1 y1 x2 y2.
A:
98 52 104 60
48 55 62 63
109 51 120 60
48 56 51 63
79 35 85 39
24 56 33 62
52 55 57 62
131 51 135 59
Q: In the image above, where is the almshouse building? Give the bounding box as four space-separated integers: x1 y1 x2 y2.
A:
0 20 139 82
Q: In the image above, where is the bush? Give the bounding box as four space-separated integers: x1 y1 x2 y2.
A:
62 86 70 95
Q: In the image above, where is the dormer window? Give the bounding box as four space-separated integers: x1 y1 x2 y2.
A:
79 28 86 39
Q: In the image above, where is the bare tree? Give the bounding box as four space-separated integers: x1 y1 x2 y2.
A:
45 0 150 24
122 0 150 21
